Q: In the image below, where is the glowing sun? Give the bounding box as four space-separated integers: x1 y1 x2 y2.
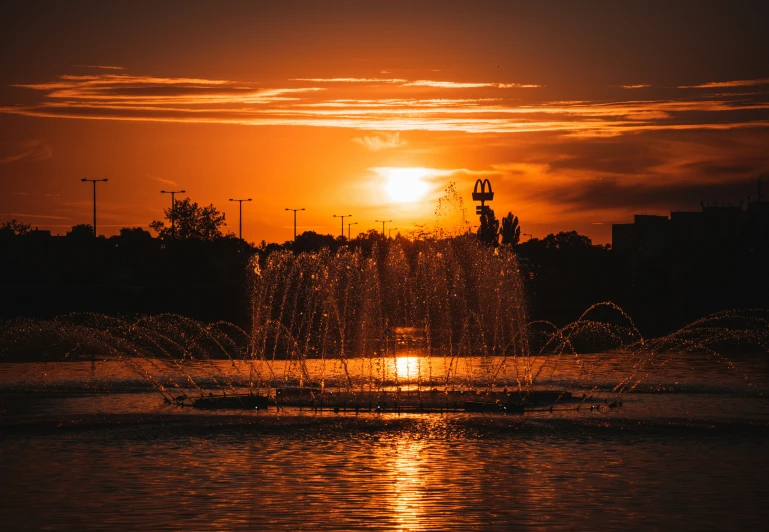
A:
382 167 430 203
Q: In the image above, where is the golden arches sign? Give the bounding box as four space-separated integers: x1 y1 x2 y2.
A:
472 178 494 205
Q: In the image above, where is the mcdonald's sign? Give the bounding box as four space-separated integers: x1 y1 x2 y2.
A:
472 179 494 205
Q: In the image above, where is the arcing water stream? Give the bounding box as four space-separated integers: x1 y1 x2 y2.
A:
2 237 769 530
1 235 766 414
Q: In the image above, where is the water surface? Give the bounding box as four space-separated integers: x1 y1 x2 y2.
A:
1 353 767 531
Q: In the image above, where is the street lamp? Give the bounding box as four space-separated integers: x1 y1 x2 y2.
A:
333 214 352 238
523 233 533 241
229 198 252 240
160 189 186 240
375 219 392 235
80 178 108 237
388 227 398 239
347 221 358 240
285 208 305 240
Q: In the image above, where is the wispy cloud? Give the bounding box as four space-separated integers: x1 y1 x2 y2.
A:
0 152 30 165
621 84 651 89
0 140 52 165
291 77 406 84
480 127 769 234
2 70 768 137
147 174 178 187
292 77 541 90
12 74 321 106
73 65 125 70
498 83 542 89
9 213 71 220
403 80 540 89
352 132 406 151
678 78 769 89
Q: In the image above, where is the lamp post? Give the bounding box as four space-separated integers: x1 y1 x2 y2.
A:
347 221 358 240
285 208 304 240
160 189 186 240
523 233 533 241
80 178 108 237
375 219 392 236
333 214 352 238
388 227 398 239
229 198 252 240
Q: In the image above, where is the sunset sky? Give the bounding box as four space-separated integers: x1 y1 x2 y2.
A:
2 1 768 243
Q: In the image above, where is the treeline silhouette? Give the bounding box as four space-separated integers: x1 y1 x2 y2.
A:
483 206 769 336
2 200 767 336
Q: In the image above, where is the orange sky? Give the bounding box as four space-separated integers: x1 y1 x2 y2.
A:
2 1 769 243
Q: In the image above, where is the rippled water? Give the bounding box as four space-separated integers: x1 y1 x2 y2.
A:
2 354 768 530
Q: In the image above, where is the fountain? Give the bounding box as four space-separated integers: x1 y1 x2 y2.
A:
1 240 766 415
0 184 767 415
248 235 536 411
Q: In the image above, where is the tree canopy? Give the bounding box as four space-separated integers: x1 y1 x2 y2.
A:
0 219 32 237
119 227 153 240
67 224 95 239
541 230 593 250
292 231 339 253
500 212 521 246
150 198 229 241
477 208 500 246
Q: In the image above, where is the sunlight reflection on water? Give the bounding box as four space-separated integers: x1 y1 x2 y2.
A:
1 418 768 531
1 352 769 530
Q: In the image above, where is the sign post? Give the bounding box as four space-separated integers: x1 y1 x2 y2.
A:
472 179 494 216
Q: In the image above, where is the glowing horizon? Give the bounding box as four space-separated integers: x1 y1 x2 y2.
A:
2 2 768 244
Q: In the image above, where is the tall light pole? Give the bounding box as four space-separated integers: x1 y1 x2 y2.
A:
80 178 108 237
522 233 533 241
333 214 352 238
375 219 392 236
285 208 304 240
160 189 186 240
229 198 252 240
347 221 358 240
388 227 398 239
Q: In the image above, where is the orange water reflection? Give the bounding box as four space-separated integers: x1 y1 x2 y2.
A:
388 436 426 529
2 412 769 529
394 356 421 383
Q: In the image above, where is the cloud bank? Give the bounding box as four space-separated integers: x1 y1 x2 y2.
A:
4 71 766 137
352 132 406 151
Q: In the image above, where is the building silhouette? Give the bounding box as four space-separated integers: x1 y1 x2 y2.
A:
610 182 769 332
613 183 769 272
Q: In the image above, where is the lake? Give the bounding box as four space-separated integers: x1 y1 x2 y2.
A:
1 352 768 530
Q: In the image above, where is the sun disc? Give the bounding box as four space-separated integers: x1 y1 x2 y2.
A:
384 168 430 203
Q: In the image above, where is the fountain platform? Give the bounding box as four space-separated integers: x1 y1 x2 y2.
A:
191 394 269 410
176 389 574 413
269 388 574 413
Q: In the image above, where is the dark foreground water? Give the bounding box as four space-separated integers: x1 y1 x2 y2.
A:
1 355 768 531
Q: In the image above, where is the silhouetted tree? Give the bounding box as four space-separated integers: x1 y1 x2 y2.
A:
257 239 284 256
516 230 618 329
292 231 338 253
67 224 95 239
150 198 228 241
118 227 153 240
0 219 32 237
500 212 521 246
541 230 592 250
477 208 499 246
